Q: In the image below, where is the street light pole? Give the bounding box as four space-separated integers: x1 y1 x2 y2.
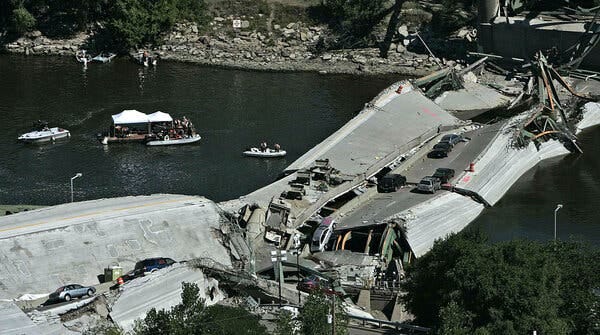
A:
70 173 83 203
270 249 287 307
554 204 563 241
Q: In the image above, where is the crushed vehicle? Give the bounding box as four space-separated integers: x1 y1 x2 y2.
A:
297 275 343 296
377 173 407 193
49 284 95 302
432 168 455 183
417 176 441 194
310 217 335 253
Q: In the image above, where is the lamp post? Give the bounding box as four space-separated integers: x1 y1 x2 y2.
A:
554 204 563 241
70 173 83 203
270 249 287 307
292 234 301 305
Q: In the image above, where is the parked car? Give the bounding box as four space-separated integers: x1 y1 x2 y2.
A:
417 176 441 194
439 134 463 147
49 284 95 302
377 173 407 193
428 145 452 158
432 168 455 183
310 217 335 253
297 275 342 296
134 257 176 276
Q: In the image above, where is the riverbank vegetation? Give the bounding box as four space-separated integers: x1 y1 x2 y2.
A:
3 0 600 56
402 230 600 334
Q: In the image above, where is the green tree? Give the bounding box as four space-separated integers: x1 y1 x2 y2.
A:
402 230 600 334
134 282 266 335
322 0 388 49
275 309 296 335
299 291 347 335
106 0 206 51
10 6 36 34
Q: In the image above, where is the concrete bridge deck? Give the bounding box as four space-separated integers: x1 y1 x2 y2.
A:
0 194 231 299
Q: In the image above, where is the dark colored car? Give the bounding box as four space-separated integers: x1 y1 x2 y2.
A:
432 168 455 183
377 173 407 193
433 142 453 152
297 275 342 296
49 284 95 302
439 134 463 147
428 146 451 158
134 257 176 276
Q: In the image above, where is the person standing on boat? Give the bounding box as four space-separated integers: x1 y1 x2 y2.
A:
274 143 281 152
260 141 267 152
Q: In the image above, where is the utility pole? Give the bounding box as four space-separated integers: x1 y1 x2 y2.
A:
331 294 336 335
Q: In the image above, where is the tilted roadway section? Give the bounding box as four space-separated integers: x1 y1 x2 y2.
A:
0 194 231 299
220 82 465 227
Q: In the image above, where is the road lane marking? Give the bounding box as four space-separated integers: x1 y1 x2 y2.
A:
0 198 189 234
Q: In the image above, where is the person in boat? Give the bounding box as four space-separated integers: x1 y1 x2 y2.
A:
260 141 268 152
274 143 281 152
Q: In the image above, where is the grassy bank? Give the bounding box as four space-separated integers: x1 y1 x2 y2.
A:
0 205 44 216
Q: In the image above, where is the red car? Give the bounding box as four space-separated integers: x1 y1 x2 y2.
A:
297 275 343 296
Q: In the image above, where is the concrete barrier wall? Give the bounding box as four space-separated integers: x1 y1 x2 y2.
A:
455 128 569 206
0 195 232 299
388 192 485 257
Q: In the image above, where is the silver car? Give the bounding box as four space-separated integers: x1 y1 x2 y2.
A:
49 284 95 302
310 217 335 253
417 176 441 194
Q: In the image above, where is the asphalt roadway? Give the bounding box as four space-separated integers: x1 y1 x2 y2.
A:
336 121 504 230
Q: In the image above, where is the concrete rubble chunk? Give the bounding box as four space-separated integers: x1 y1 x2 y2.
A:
397 24 409 38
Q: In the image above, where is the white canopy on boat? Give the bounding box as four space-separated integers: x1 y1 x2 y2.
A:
112 110 149 125
147 111 173 123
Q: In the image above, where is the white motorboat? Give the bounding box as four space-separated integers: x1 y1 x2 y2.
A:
146 134 201 146
18 122 70 143
243 147 287 157
92 52 116 63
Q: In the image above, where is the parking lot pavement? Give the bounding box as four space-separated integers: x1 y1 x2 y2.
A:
336 122 504 230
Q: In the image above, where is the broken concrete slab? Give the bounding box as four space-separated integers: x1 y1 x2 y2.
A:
434 81 512 120
0 301 42 335
110 264 225 332
285 83 463 176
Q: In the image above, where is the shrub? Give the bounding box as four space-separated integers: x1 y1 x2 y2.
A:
10 7 36 34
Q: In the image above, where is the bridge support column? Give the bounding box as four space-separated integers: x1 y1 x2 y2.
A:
356 289 371 312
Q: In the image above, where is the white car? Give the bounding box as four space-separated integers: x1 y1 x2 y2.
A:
310 217 335 253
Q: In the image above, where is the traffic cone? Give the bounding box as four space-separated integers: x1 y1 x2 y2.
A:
469 162 475 172
117 276 124 285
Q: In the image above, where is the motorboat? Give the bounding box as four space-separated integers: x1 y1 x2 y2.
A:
243 147 287 158
92 52 116 63
18 121 70 143
134 51 158 66
146 134 201 146
75 50 92 64
99 110 198 146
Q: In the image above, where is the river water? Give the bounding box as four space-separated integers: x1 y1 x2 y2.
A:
0 55 598 246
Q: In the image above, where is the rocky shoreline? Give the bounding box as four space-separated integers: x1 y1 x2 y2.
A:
1 19 458 76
